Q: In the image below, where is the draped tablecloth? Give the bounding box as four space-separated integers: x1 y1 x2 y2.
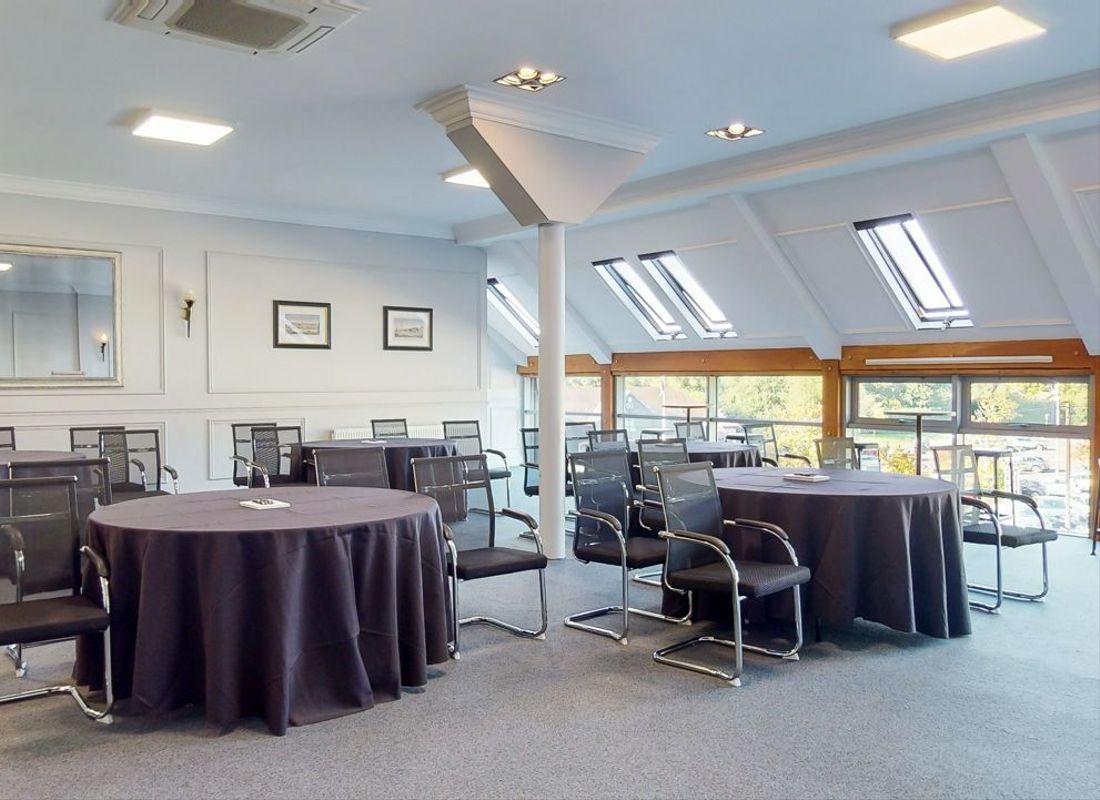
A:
76 486 452 734
629 440 762 474
664 467 970 639
300 438 457 491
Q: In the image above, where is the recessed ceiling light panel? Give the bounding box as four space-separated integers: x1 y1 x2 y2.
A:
442 166 491 188
494 66 566 92
705 122 764 141
131 110 234 146
891 2 1045 60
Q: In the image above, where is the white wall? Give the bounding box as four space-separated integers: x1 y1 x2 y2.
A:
0 193 488 491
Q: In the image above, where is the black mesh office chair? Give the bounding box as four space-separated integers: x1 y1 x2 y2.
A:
412 454 547 658
313 447 389 489
520 427 575 499
635 438 690 532
230 422 276 487
99 429 179 502
565 421 597 456
674 421 707 441
232 426 303 489
564 450 690 644
0 476 114 722
371 419 409 439
932 444 1057 613
442 420 511 506
815 437 859 469
743 422 810 467
69 425 124 454
3 460 110 677
0 428 14 451
652 461 810 686
587 429 630 452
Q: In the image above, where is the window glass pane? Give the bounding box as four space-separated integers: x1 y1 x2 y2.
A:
904 219 964 308
594 259 683 340
618 375 705 438
847 427 956 475
640 251 735 337
968 379 1089 427
564 376 602 424
876 222 951 310
487 278 539 344
855 379 954 419
716 375 822 423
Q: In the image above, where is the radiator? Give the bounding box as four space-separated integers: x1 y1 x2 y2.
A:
331 424 441 440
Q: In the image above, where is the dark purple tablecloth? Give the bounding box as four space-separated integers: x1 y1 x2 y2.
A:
629 440 762 472
76 486 452 734
300 438 457 491
663 467 970 639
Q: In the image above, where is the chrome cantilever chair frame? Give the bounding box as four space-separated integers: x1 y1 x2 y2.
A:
441 420 512 509
652 519 805 687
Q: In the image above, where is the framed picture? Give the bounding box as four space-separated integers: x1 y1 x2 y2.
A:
383 306 433 351
273 301 331 349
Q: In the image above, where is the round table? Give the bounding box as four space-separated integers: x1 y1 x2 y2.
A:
665 467 970 639
75 486 452 735
629 439 761 473
300 438 456 490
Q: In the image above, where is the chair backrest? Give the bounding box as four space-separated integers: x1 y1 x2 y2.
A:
742 422 778 462
313 447 389 489
654 461 724 573
640 428 673 441
637 438 690 490
251 426 303 483
69 425 124 454
412 453 495 547
569 449 633 556
674 421 707 441
816 437 858 469
371 418 409 439
855 442 882 471
100 429 164 493
0 427 14 451
441 420 483 458
587 428 630 452
0 476 80 596
7 458 111 543
565 421 597 457
932 445 980 494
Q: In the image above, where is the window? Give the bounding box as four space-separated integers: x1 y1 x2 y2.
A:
854 214 972 330
522 375 603 426
639 251 736 339
487 277 539 347
593 258 684 340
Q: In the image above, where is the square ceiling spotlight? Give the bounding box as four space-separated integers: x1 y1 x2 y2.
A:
891 2 1045 60
494 66 565 92
705 122 764 141
441 165 490 188
131 110 234 146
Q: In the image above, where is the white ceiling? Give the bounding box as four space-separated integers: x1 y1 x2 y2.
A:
1 0 1098 238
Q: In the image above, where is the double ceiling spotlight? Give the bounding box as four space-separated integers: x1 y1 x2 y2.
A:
705 122 764 141
494 66 565 92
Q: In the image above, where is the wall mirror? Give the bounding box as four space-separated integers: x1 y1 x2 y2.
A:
0 243 121 386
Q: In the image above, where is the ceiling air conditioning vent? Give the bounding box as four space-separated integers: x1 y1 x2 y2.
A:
112 0 366 58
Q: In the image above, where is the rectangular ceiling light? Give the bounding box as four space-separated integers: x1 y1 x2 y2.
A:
442 166 490 189
891 2 1045 60
131 111 234 146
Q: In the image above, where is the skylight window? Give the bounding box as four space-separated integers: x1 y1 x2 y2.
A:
854 214 972 329
593 258 685 340
487 278 540 346
639 250 736 339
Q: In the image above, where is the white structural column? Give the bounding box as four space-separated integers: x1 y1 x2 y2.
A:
537 221 567 559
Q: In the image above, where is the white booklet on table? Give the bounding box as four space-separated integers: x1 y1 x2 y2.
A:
783 473 830 483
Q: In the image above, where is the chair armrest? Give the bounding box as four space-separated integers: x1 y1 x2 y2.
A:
976 489 1048 529
1 523 25 553
1 524 25 600
230 456 270 488
162 464 180 494
761 457 778 468
130 457 148 489
440 523 454 542
962 494 996 518
658 528 730 556
81 545 110 579
575 508 622 532
781 453 812 466
522 462 540 471
501 508 544 554
484 448 508 463
724 518 801 565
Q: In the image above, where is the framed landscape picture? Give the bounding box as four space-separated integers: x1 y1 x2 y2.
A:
383 305 433 351
273 301 331 349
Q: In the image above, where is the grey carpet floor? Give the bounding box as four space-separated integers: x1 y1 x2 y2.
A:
1 532 1098 800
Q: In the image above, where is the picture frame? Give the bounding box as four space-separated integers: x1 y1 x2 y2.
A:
273 300 332 349
383 305 433 351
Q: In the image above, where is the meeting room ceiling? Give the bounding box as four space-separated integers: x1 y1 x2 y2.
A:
1 0 1098 239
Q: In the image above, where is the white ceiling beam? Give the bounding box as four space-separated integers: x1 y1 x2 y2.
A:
710 194 841 359
990 135 1100 354
455 70 1100 246
493 240 614 364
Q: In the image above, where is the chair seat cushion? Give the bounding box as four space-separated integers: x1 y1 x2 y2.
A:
453 547 548 580
0 596 109 645
964 523 1058 548
523 484 574 498
488 467 512 480
668 560 811 598
576 536 667 569
111 489 171 504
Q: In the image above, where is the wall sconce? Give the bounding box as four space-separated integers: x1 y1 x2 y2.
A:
181 289 196 337
97 332 109 361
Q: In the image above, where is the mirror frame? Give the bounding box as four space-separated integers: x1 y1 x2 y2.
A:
0 242 123 388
